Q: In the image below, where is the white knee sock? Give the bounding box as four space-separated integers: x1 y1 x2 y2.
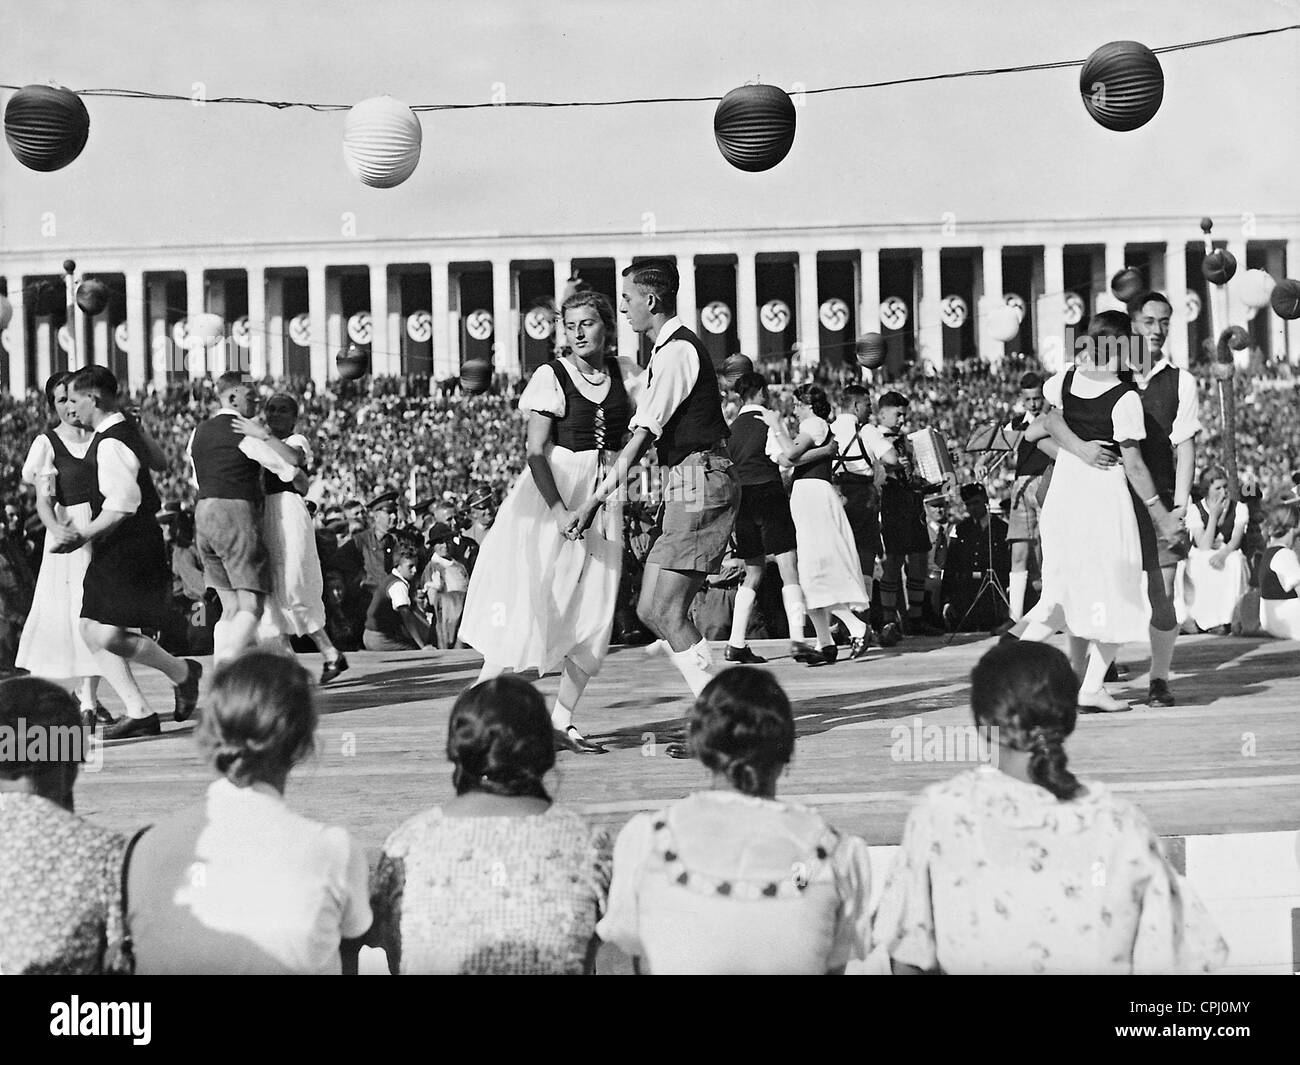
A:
729 587 757 649
1082 642 1119 693
669 638 715 697
97 652 151 719
1009 570 1028 621
1019 620 1055 643
831 607 867 639
1149 625 1177 681
809 608 834 649
782 585 807 643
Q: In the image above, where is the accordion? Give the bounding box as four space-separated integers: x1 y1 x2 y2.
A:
906 428 955 489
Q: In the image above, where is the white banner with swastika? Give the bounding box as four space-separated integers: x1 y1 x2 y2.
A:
289 314 311 347
465 309 494 341
879 296 908 331
819 298 849 331
406 310 433 343
940 295 968 329
524 305 555 341
1185 289 1202 320
1063 292 1085 326
1003 293 1026 322
701 301 732 335
760 299 790 333
231 316 252 349
347 311 372 345
114 321 130 351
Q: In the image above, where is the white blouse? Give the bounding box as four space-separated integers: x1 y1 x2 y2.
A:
518 356 641 420
21 429 92 500
1044 371 1146 443
1185 501 1248 548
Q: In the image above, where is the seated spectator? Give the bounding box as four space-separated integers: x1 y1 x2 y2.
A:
418 523 469 649
0 677 128 974
1259 503 1300 640
124 652 371 974
690 548 768 642
598 667 872 974
1176 467 1249 634
363 547 432 651
873 641 1229 974
366 676 610 974
940 483 1010 632
0 517 36 674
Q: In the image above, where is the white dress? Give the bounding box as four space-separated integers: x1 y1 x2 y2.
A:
1024 372 1150 643
1175 502 1249 630
259 433 326 638
15 430 105 679
459 360 625 677
788 416 868 612
1261 547 1300 640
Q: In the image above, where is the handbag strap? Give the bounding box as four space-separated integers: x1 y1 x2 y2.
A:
118 826 150 974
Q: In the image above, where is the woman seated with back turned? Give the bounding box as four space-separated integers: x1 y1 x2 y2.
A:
873 641 1228 974
125 652 372 974
367 675 611 974
598 667 872 974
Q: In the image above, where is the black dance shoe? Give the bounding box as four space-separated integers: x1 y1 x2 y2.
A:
321 655 350 685
724 645 768 664
878 622 903 648
664 741 692 759
1145 678 1175 707
173 659 203 722
848 633 872 660
553 727 608 755
103 714 162 740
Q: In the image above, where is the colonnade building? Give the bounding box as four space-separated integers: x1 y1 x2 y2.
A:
2 215 1298 394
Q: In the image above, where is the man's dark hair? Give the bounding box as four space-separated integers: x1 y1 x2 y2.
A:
734 371 768 402
66 365 119 403
877 390 908 411
1126 290 1172 317
842 384 870 401
621 259 678 313
215 370 248 394
1019 372 1044 391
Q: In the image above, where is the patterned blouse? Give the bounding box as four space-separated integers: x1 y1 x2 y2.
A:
367 804 611 974
0 793 128 975
873 767 1230 974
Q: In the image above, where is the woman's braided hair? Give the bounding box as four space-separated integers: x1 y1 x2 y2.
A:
688 667 794 796
447 675 554 802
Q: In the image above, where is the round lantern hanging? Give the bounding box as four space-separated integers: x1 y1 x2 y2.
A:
0 294 12 332
343 96 423 189
1202 249 1238 286
1110 267 1144 304
75 279 109 316
1239 269 1276 311
460 360 493 395
713 84 796 173
1270 279 1300 321
335 344 370 381
986 304 1022 344
1079 41 1164 132
4 84 90 172
855 333 887 369
184 312 225 350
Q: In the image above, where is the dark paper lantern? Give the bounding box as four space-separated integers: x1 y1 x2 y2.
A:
1224 325 1250 351
460 360 493 395
1110 268 1144 304
1270 278 1300 321
855 333 887 369
1079 41 1164 132
75 279 109 316
714 84 796 173
335 344 369 381
4 84 91 172
1202 249 1238 286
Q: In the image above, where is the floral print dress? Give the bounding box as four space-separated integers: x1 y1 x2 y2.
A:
873 767 1229 974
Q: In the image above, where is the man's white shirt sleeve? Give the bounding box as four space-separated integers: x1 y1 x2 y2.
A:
239 437 299 483
627 341 698 440
98 439 142 514
1169 369 1203 447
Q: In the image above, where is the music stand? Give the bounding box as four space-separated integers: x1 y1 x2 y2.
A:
945 422 1016 644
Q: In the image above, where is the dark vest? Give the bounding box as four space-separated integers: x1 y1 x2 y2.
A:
1194 500 1237 547
1137 365 1181 503
1260 546 1297 601
649 325 729 468
46 430 96 507
791 422 833 483
727 410 782 487
191 414 263 502
87 419 161 520
1011 413 1052 478
365 574 414 639
1061 369 1136 453
548 357 631 452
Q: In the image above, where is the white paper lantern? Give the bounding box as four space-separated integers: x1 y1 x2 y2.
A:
343 96 423 189
184 312 225 350
987 304 1021 343
1239 269 1276 311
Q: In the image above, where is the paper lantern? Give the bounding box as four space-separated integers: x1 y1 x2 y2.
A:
184 312 225 350
1202 249 1237 286
713 84 796 173
1110 268 1144 304
343 96 423 189
1224 325 1250 351
0 294 12 332
335 344 369 381
1239 269 1276 311
986 305 1022 344
460 360 493 394
1270 279 1300 321
4 84 90 172
855 333 887 369
1079 41 1164 132
75 279 109 316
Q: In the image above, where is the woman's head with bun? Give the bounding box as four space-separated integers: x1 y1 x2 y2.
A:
970 642 1082 801
688 667 795 798
195 651 317 789
447 675 554 802
792 383 831 421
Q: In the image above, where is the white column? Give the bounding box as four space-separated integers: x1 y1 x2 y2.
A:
93 316 109 374
553 257 571 307
148 276 170 388
244 266 267 380
123 272 146 389
491 259 518 379
859 248 881 333
186 267 206 378
1164 242 1189 369
918 246 942 370
325 272 345 380
4 276 28 397
431 259 454 380
265 272 285 379
307 264 329 386
1222 240 1248 333
1098 241 1125 313
980 244 1005 363
736 251 758 359
35 320 52 384
677 253 697 334
1040 244 1066 369
368 264 391 377
1287 240 1300 366
796 248 820 371
613 255 638 360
